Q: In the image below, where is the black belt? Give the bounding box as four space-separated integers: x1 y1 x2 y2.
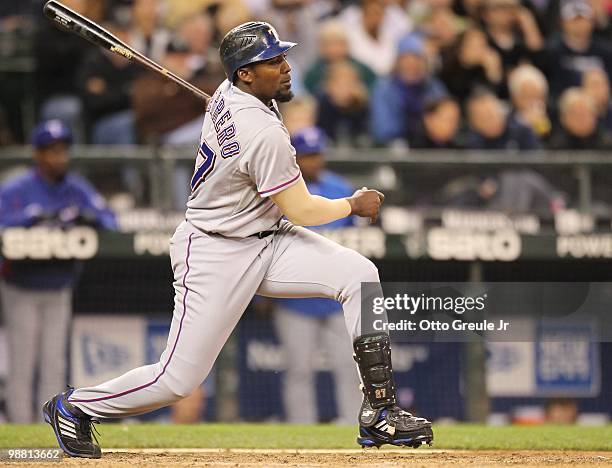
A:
250 229 275 239
186 220 277 239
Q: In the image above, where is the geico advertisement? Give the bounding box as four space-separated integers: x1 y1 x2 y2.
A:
1 227 98 260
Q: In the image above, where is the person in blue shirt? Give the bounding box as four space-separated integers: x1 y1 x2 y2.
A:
0 119 117 422
370 33 448 145
274 126 361 424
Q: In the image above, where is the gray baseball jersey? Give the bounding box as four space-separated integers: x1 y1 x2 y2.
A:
186 80 301 238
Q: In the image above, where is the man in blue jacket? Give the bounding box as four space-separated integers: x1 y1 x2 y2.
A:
0 119 117 422
274 126 361 424
370 33 447 145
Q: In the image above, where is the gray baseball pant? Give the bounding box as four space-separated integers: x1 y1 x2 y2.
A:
1 281 71 423
69 220 379 419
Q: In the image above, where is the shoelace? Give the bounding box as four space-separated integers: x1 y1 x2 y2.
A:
389 407 430 424
62 385 101 446
77 417 100 445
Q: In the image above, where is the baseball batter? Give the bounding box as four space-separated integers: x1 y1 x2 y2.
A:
43 22 433 458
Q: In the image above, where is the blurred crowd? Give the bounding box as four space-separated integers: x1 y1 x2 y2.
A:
2 0 612 212
0 0 611 149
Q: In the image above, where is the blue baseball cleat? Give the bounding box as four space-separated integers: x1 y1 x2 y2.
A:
42 387 101 459
357 397 434 449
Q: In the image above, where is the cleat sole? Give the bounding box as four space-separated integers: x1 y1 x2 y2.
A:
357 430 433 449
357 437 381 449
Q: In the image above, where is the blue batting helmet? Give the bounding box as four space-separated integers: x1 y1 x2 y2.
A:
291 127 327 156
31 119 72 149
219 22 297 81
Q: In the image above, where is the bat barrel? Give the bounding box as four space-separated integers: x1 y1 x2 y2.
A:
44 0 119 50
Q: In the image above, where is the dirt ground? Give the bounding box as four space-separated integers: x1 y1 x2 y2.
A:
4 449 611 467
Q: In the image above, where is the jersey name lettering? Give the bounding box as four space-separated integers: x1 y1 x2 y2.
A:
209 96 240 159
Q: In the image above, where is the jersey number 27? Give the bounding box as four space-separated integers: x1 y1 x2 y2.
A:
190 140 217 191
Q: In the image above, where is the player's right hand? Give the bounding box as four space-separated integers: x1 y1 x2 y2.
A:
347 187 385 224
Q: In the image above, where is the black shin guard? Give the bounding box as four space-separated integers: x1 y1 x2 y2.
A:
353 333 396 409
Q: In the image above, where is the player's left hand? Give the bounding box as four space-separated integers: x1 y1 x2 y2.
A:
347 187 385 224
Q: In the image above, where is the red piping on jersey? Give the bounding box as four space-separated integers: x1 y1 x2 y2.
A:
69 232 195 404
259 172 301 195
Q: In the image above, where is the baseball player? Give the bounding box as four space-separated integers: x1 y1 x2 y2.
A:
42 22 433 458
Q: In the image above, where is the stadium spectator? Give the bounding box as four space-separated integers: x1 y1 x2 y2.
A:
84 0 107 24
521 0 561 38
439 26 504 101
280 96 318 134
78 21 141 144
132 16 224 146
508 64 552 139
453 0 484 22
0 0 36 28
164 0 248 30
582 66 612 132
129 0 171 62
176 12 217 60
34 0 89 142
548 87 612 149
0 0 36 142
274 126 361 424
410 0 466 53
261 1 337 75
132 42 208 144
465 88 541 149
316 61 370 145
303 20 377 96
214 0 254 37
539 0 612 99
339 0 413 76
0 120 117 423
590 0 612 37
370 33 447 145
422 7 466 52
409 96 463 148
481 0 543 75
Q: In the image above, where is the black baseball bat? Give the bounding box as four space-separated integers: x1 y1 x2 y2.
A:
42 0 210 101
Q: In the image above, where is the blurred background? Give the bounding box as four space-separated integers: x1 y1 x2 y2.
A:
0 0 610 427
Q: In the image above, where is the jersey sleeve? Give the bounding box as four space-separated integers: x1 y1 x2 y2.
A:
243 124 301 197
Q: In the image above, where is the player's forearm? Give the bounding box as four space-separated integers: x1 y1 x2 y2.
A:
270 178 352 226
284 194 351 226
